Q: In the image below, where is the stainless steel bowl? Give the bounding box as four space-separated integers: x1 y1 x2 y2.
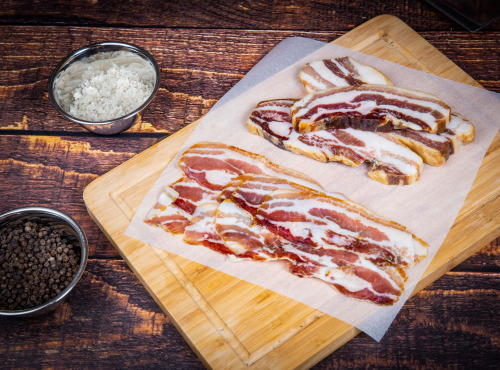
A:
0 207 88 317
48 41 160 135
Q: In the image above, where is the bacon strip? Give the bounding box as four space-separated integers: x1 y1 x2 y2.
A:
291 84 451 134
254 188 427 267
299 57 393 94
247 99 423 185
178 142 323 191
215 199 406 304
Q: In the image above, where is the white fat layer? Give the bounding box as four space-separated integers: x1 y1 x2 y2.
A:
255 104 291 115
442 113 475 151
300 70 328 93
268 120 293 137
145 185 180 219
412 238 428 259
260 190 416 265
349 58 392 85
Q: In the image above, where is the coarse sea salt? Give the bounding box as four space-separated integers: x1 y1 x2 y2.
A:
54 51 155 122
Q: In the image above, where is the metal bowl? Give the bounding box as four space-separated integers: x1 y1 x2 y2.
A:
48 41 160 135
0 207 88 317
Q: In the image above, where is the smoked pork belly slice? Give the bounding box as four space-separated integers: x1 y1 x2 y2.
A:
145 186 193 235
442 113 475 153
389 129 451 166
178 141 323 191
222 174 346 214
215 199 406 304
291 85 451 134
299 57 393 94
254 189 428 267
247 99 423 185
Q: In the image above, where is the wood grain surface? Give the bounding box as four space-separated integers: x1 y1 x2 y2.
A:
0 1 499 368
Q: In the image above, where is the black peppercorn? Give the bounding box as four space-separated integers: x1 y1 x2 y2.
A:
0 220 81 310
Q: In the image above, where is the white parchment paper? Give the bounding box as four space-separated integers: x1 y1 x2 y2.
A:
126 38 500 341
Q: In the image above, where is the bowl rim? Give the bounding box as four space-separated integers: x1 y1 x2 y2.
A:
48 41 161 126
0 207 88 317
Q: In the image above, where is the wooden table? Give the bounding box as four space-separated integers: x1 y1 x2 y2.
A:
0 1 498 368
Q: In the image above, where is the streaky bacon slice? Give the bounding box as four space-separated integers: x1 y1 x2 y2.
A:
215 199 406 304
254 188 427 267
291 84 451 134
299 57 393 94
247 99 423 185
178 142 323 192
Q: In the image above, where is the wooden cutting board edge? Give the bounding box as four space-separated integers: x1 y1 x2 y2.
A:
83 14 500 369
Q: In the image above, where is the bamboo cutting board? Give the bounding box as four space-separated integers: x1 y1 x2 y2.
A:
84 15 500 369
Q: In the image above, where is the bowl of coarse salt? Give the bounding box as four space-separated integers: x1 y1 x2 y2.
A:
49 42 160 135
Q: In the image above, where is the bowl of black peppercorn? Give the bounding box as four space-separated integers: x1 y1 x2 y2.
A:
0 207 88 317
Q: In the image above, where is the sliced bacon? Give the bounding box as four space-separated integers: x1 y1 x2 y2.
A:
248 99 423 185
215 199 406 304
299 57 393 94
291 84 451 134
254 188 427 267
178 142 323 192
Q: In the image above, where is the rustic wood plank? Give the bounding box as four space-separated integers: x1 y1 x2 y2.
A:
0 27 499 134
0 260 496 368
0 135 161 259
1 0 499 31
0 259 204 368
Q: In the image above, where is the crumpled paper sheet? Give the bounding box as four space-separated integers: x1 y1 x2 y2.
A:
126 37 500 341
